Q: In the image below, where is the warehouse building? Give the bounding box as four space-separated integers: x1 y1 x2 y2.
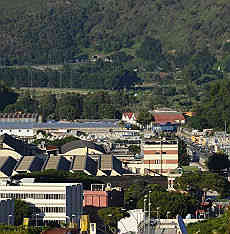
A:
0 179 83 226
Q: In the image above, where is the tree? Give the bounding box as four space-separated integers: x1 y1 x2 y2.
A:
112 69 141 90
14 200 32 226
136 111 153 128
178 139 190 166
4 91 38 113
0 81 18 111
137 190 198 218
174 171 230 199
39 94 57 121
207 153 230 172
187 209 230 233
189 47 216 76
128 145 141 156
136 37 162 61
222 55 230 72
98 207 129 232
124 183 145 209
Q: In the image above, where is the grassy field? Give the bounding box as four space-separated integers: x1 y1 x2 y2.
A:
14 87 106 98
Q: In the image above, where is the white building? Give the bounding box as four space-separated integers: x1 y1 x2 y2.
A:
0 128 35 138
0 179 83 226
118 209 144 234
124 140 178 176
122 112 137 125
142 140 178 175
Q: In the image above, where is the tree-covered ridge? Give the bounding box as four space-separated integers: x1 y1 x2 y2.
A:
188 79 230 130
1 0 230 65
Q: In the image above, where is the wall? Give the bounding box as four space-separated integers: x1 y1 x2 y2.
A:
83 190 108 208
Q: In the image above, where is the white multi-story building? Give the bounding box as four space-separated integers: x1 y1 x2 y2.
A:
0 179 83 226
143 140 178 175
122 140 179 176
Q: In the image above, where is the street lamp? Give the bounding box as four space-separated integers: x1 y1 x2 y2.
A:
166 211 170 219
144 197 147 233
107 214 117 234
156 207 160 220
148 191 152 234
66 216 70 226
35 213 39 227
71 214 76 224
8 214 12 225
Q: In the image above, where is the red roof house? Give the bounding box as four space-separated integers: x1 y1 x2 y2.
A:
152 112 185 124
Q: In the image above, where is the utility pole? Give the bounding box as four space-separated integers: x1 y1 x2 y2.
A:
59 71 62 89
70 68 73 89
160 139 162 175
30 68 33 88
148 191 151 234
144 197 147 234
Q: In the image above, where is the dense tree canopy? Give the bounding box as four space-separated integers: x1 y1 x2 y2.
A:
137 190 198 218
14 200 32 226
0 0 230 66
0 81 18 111
187 79 230 130
178 139 190 166
207 153 230 172
174 171 230 199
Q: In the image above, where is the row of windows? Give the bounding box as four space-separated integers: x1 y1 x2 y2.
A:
0 193 66 200
0 129 31 132
32 206 66 213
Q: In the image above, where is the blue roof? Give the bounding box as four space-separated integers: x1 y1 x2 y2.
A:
0 121 119 129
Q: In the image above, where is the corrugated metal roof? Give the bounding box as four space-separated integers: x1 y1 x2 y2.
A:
0 157 9 169
16 156 35 171
0 134 42 156
100 154 113 170
0 121 119 129
71 155 97 175
16 156 44 172
44 156 70 171
100 155 123 175
43 156 60 170
72 155 86 170
0 156 17 176
61 140 105 154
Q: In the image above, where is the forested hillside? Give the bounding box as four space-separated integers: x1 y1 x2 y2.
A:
1 0 230 65
1 0 230 127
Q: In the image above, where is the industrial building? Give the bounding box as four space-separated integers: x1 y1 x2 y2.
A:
0 179 83 226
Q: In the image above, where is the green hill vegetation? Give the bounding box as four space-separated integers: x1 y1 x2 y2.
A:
1 0 230 128
187 209 230 234
0 0 230 65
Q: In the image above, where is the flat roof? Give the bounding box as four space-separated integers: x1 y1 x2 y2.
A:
0 121 119 129
144 140 178 145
